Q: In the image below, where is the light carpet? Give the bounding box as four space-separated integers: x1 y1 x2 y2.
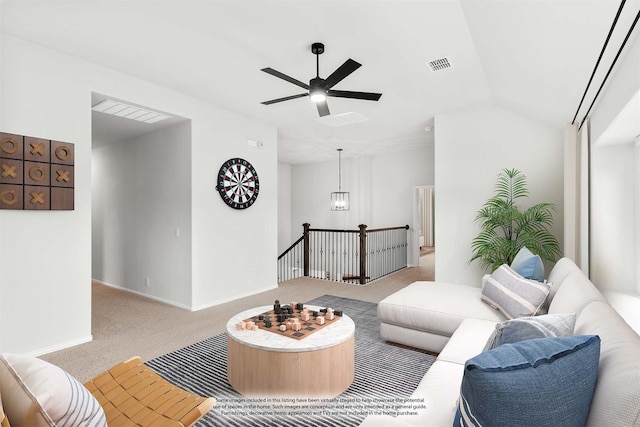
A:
146 295 436 427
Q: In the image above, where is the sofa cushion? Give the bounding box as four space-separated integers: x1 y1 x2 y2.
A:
0 354 106 427
398 360 464 426
545 257 583 310
483 313 576 351
455 335 601 427
511 246 544 281
360 359 467 427
575 301 640 427
379 322 451 353
436 318 497 365
548 270 607 316
481 264 551 319
377 281 505 338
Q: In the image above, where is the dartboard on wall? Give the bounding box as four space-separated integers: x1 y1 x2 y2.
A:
215 158 260 209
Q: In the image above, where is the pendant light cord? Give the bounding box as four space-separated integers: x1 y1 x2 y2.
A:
338 149 342 192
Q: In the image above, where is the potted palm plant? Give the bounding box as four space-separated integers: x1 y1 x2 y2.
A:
470 168 561 272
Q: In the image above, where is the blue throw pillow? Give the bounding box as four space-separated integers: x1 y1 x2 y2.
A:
454 335 600 427
511 246 544 281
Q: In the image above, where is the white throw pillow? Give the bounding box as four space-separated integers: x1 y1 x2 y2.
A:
0 353 106 427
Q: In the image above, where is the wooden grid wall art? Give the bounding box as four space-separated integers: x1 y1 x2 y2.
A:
0 132 74 210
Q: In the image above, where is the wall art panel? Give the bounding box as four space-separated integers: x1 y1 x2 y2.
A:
0 132 74 210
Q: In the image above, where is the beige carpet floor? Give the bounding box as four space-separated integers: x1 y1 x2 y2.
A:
41 252 434 384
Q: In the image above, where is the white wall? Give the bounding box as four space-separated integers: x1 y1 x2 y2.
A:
0 34 277 354
190 116 277 311
0 36 93 354
434 105 564 286
92 122 192 307
590 143 635 293
590 30 640 143
588 28 640 298
287 147 433 243
278 162 292 255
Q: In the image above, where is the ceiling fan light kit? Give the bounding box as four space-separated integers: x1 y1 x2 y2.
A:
309 87 327 103
261 42 382 117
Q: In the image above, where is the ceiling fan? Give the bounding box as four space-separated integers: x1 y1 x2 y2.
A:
260 42 382 117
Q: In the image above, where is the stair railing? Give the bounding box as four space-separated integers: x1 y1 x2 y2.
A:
277 223 409 284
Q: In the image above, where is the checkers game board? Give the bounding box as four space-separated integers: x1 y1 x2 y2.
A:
242 306 341 340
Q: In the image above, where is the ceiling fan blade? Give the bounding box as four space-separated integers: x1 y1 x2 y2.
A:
322 59 361 89
316 101 330 117
328 89 382 101
261 93 308 105
261 68 311 90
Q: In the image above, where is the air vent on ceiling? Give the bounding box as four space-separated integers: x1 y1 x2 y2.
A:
92 99 171 124
427 57 452 72
317 112 368 127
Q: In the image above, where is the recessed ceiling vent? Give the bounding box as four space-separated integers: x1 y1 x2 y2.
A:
317 111 368 127
427 57 452 72
92 99 171 124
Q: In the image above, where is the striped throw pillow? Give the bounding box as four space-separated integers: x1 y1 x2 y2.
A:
482 264 551 319
0 353 106 427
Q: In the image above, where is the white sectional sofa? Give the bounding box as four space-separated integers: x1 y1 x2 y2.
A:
360 258 640 426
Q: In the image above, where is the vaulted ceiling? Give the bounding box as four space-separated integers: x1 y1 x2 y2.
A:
1 1 638 164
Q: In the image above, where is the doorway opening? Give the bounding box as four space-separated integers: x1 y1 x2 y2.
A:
90 92 193 325
411 185 435 267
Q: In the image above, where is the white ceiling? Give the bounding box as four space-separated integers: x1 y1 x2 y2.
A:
1 0 639 164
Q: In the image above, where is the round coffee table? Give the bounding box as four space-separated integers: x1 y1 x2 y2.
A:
226 305 355 398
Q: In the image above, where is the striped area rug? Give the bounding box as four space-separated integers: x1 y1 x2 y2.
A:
146 295 435 427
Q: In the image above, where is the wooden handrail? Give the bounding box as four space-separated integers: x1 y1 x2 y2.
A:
277 235 304 261
307 228 360 233
277 223 409 284
306 225 408 233
367 225 410 233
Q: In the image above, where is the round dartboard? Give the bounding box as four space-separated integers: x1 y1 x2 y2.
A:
215 158 260 209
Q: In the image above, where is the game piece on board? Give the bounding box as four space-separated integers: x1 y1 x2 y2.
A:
236 321 246 331
316 316 325 325
279 324 287 332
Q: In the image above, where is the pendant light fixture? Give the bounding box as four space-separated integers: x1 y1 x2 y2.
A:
330 148 350 211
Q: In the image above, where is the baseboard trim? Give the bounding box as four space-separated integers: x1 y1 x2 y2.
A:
92 279 278 312
26 335 94 358
93 279 192 311
190 284 278 312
